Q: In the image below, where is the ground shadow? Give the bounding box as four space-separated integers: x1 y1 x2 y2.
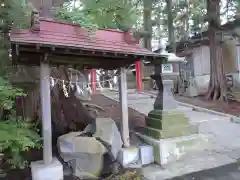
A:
167 162 240 180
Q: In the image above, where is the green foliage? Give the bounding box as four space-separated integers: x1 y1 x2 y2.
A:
0 1 33 77
55 3 98 30
0 116 41 169
0 77 41 169
54 0 140 29
0 0 33 31
0 0 39 171
82 0 139 29
151 0 239 43
0 77 25 110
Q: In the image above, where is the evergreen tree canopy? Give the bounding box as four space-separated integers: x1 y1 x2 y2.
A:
55 0 140 30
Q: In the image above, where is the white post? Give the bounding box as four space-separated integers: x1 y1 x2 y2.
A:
237 46 240 80
109 82 113 90
40 62 52 165
119 67 130 147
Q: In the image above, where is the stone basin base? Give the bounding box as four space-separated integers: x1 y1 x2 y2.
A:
136 133 208 165
31 158 63 180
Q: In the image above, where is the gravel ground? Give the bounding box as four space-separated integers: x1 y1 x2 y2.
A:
167 162 240 180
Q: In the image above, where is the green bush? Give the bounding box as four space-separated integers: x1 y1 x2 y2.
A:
0 77 41 169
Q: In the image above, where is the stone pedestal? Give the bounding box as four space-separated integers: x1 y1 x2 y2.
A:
136 132 207 165
138 79 206 165
117 147 140 168
31 158 63 180
143 80 198 140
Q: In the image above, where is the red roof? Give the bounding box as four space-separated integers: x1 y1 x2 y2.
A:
10 18 159 57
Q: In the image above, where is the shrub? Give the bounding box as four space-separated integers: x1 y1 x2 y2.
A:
0 77 41 169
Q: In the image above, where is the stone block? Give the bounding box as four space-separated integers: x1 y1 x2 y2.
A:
31 158 63 180
58 134 107 161
70 154 103 179
58 133 107 179
57 132 82 162
94 118 123 160
231 116 240 124
139 145 154 165
73 136 107 154
143 124 199 139
83 124 96 134
161 80 179 110
147 110 189 123
146 113 189 130
195 75 210 95
136 133 208 165
117 147 140 168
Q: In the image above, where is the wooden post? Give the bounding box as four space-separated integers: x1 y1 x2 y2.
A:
136 60 142 91
40 62 52 165
119 67 130 147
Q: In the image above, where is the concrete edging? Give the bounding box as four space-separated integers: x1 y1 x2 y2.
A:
176 101 240 124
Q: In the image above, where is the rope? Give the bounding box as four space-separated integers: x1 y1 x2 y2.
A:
44 64 135 97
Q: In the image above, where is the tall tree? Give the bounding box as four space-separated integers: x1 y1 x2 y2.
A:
166 0 175 50
143 0 153 50
55 0 139 29
205 0 228 101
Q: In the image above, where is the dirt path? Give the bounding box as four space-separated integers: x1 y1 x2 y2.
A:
90 94 146 129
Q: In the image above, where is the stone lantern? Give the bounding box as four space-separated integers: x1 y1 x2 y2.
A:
137 41 203 166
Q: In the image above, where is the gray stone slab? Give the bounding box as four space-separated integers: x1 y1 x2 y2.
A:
94 118 123 160
70 154 103 179
58 133 107 179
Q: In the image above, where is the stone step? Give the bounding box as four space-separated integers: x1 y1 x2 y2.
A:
143 124 199 139
135 132 208 165
146 115 189 129
147 109 189 121
117 145 155 168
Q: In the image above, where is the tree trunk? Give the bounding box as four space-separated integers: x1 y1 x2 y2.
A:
142 0 153 89
167 0 174 50
143 0 153 50
166 0 178 73
184 0 190 40
13 66 96 141
206 0 228 102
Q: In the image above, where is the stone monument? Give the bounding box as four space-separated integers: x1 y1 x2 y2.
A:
137 43 207 165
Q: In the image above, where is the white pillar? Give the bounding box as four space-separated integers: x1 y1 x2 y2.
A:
237 46 240 80
119 67 130 147
40 62 52 165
